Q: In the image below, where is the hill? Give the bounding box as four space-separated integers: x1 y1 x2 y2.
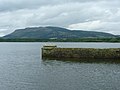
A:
3 26 116 39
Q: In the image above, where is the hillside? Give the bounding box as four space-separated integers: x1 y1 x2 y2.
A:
3 26 116 39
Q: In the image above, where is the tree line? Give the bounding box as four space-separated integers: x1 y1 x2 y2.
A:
0 38 120 42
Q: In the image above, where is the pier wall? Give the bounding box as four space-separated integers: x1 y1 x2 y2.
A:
42 46 120 59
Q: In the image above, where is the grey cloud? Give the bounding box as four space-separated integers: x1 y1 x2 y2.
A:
0 0 120 36
0 0 114 12
27 3 108 25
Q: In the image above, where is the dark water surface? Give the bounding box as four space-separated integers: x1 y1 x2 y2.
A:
0 42 120 90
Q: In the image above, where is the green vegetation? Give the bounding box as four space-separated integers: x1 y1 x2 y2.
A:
0 38 120 42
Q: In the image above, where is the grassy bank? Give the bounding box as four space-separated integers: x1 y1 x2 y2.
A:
0 38 120 42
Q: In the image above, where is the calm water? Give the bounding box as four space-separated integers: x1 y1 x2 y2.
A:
0 42 120 90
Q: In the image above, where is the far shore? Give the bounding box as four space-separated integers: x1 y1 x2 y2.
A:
0 38 120 42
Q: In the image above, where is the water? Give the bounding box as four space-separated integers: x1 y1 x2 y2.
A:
0 42 120 90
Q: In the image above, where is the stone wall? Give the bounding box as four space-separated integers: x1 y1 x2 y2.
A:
42 47 120 59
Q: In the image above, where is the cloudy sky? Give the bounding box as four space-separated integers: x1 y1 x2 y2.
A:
0 0 120 36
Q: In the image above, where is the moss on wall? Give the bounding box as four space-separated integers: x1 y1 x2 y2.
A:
42 48 120 59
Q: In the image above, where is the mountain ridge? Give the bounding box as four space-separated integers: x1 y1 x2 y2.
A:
3 26 117 39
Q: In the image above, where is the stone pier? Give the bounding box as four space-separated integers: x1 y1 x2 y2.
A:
42 45 120 59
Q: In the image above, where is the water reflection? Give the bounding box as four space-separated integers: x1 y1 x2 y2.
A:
42 57 120 64
41 58 120 90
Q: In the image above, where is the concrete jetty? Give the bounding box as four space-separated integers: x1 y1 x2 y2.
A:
42 45 120 59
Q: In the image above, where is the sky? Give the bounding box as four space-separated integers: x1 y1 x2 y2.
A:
0 0 120 36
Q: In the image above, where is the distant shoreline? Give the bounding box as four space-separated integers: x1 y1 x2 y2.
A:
0 38 120 42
